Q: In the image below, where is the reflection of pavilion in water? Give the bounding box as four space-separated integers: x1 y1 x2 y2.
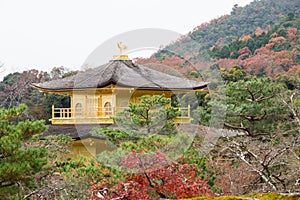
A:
32 54 208 126
67 138 115 159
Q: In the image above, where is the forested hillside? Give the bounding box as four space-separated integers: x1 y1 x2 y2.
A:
152 0 300 66
211 13 300 77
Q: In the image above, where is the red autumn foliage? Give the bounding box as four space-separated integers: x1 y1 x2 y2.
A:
286 28 298 41
287 65 300 74
274 49 296 70
0 69 49 108
134 55 207 81
217 46 298 77
238 47 252 60
88 150 214 199
254 27 267 36
134 24 299 79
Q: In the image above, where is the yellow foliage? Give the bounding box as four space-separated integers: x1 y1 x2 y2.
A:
269 36 287 44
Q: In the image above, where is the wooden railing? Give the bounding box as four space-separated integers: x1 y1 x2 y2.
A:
51 105 191 124
52 105 73 119
178 105 191 118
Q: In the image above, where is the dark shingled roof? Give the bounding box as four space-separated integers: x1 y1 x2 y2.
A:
32 60 208 91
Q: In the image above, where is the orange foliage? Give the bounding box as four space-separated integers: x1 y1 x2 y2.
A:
274 50 295 70
265 43 273 49
134 55 196 80
238 47 252 60
269 36 286 45
287 65 300 74
218 46 298 77
287 28 298 41
254 47 272 55
270 32 278 38
238 35 251 41
255 27 264 36
217 58 240 70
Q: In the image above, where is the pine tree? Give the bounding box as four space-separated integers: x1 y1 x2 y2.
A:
0 104 47 199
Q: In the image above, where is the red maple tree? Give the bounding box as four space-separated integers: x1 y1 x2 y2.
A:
88 150 214 199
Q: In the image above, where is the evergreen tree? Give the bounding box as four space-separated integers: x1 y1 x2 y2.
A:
102 95 180 141
216 77 286 136
0 105 47 199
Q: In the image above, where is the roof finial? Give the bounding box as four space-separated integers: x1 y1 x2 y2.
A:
117 42 127 55
113 42 130 60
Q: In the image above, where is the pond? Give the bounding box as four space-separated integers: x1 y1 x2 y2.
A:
67 138 115 159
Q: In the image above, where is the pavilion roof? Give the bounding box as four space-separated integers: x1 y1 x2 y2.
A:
32 60 208 91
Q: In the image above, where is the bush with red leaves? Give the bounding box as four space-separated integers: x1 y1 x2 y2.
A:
88 150 214 199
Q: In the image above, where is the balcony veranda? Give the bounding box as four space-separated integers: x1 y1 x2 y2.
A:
50 105 191 125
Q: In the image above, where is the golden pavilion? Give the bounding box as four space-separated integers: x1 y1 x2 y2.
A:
32 54 208 126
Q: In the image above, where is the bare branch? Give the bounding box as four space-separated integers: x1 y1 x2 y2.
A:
280 92 300 129
224 122 248 133
226 140 278 191
255 94 275 102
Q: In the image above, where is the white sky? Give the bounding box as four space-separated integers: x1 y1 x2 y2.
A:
0 0 253 79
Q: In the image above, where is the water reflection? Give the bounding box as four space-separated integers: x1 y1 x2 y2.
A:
67 138 115 159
